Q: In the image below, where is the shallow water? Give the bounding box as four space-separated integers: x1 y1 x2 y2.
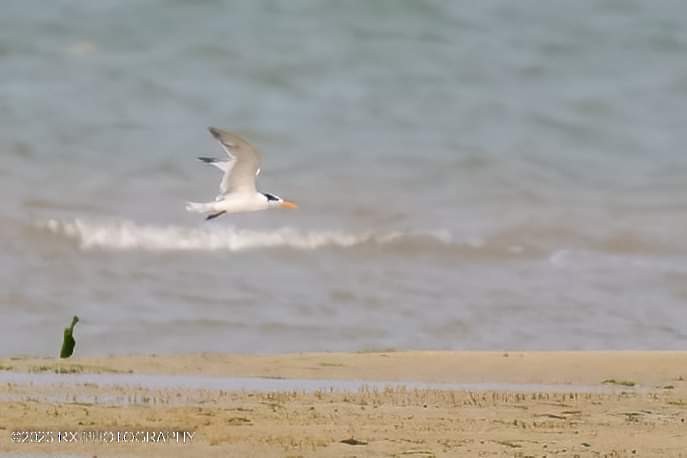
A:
1 1 686 355
0 371 629 397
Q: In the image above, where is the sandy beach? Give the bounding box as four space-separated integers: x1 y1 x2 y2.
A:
1 352 686 457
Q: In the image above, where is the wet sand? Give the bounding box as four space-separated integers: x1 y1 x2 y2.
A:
1 352 686 457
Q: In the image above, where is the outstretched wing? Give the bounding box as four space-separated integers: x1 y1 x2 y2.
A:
198 156 230 172
208 127 262 194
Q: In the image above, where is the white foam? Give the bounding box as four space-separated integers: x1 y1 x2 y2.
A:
40 219 454 253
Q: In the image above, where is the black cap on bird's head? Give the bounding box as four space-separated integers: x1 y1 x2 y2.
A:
262 192 298 209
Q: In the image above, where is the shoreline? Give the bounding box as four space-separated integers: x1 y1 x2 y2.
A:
2 351 686 386
1 351 686 457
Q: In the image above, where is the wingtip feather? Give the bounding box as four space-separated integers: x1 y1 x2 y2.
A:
208 127 221 139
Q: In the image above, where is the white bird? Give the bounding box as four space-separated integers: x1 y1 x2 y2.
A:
186 127 298 220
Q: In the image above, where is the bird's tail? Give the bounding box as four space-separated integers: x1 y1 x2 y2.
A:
185 201 215 214
186 201 227 220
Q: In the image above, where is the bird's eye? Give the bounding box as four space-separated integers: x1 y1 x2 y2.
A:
264 193 280 201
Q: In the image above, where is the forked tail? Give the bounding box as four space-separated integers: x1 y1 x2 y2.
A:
185 201 214 214
185 201 227 220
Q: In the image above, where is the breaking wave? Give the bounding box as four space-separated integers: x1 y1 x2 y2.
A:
36 218 679 260
39 219 456 253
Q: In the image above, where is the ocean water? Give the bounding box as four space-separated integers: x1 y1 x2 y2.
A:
1 1 686 355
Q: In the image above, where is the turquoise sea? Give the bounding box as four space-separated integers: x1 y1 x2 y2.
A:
1 1 686 355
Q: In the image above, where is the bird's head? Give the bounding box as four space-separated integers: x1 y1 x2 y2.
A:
263 192 298 209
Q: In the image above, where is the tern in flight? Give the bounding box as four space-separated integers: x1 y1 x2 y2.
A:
186 127 298 220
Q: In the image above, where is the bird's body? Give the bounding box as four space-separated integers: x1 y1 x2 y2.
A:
186 192 272 218
186 127 297 220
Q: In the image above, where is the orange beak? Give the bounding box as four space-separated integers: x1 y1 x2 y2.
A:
280 200 298 209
